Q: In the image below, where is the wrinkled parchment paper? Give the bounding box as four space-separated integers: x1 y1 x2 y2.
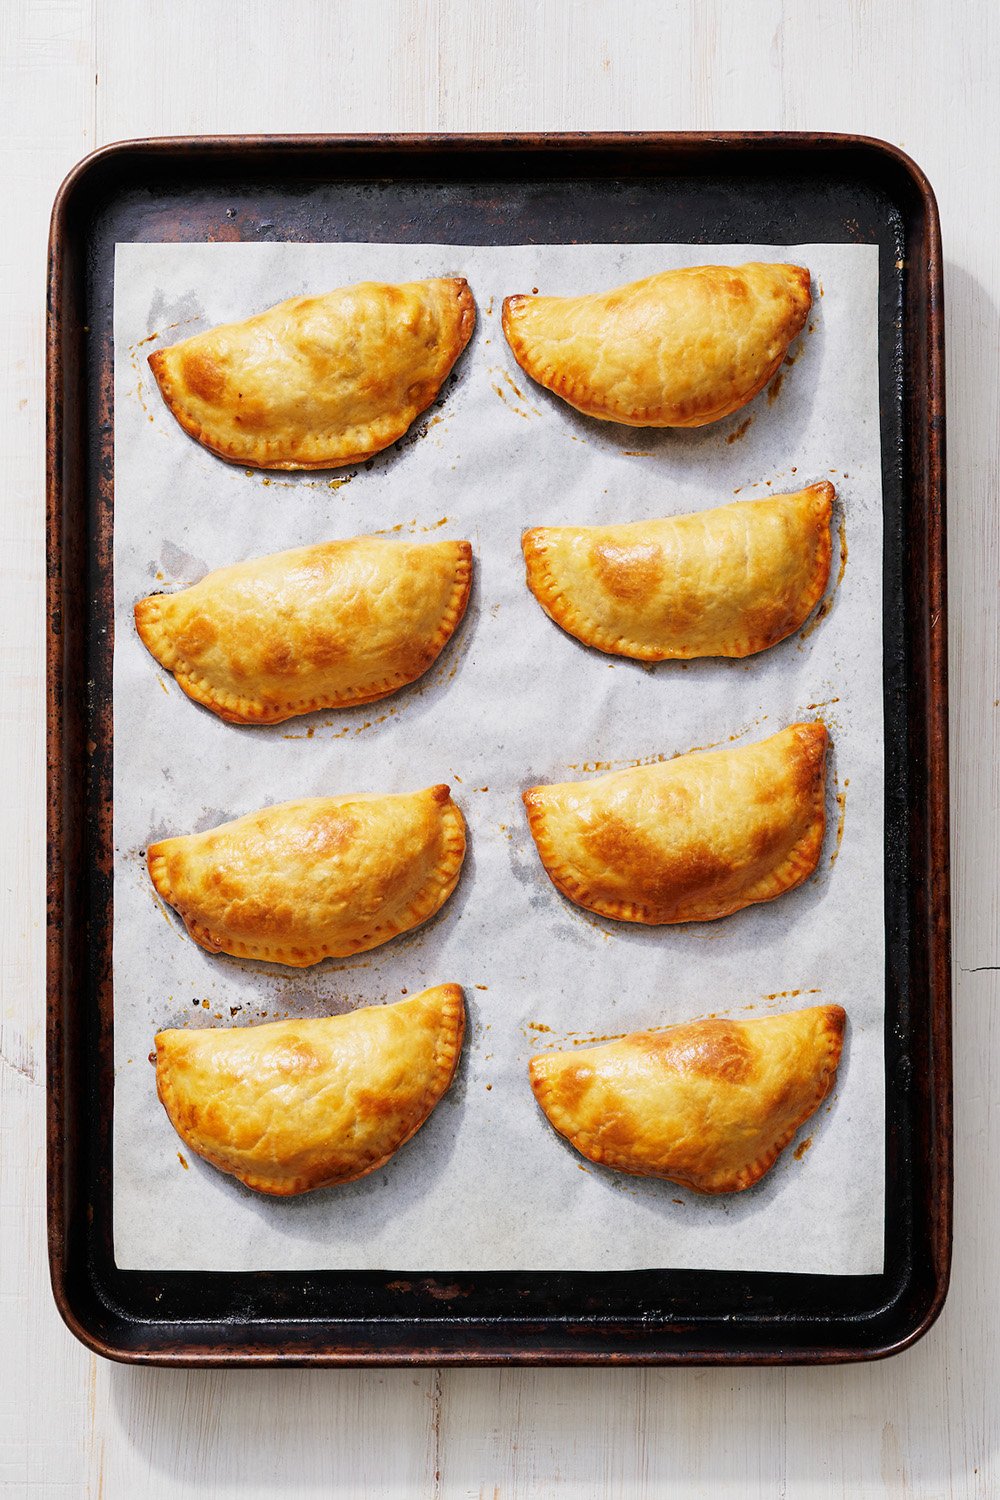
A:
113 240 883 1274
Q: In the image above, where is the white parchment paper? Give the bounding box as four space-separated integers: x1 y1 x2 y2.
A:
113 240 884 1274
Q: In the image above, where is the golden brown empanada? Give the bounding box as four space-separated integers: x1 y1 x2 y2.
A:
529 1004 845 1193
156 985 466 1195
523 723 827 924
148 277 476 469
523 483 833 660
502 262 810 427
148 786 466 966
135 536 473 724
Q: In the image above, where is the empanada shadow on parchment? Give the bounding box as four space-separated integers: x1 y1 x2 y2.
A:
529 1013 851 1229
512 731 843 963
175 993 479 1243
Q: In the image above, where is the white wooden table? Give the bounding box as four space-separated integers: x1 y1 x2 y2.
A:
2 2 996 1494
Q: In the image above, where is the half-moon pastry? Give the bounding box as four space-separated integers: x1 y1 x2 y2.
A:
529 1004 845 1192
502 262 811 427
148 277 476 469
148 786 466 966
523 723 827 924
135 536 473 724
522 483 833 660
155 985 466 1195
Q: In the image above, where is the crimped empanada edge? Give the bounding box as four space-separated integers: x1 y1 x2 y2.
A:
529 1003 846 1193
147 788 468 967
522 483 835 661
522 722 829 924
501 267 811 427
134 539 474 725
155 984 467 1195
148 277 477 470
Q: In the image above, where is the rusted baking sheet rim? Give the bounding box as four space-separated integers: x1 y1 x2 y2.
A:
47 132 949 1365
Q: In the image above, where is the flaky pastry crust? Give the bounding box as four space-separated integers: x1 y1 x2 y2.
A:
522 483 833 660
148 277 476 469
135 536 473 724
156 985 466 1195
502 262 811 427
148 786 466 966
523 723 828 924
529 1004 846 1192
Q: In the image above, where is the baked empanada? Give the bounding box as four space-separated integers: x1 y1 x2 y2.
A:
148 786 466 966
148 277 476 469
155 985 465 1195
502 262 810 427
529 1004 845 1193
523 723 827 924
135 536 473 724
523 484 833 660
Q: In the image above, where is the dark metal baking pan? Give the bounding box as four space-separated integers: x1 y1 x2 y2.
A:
47 132 949 1364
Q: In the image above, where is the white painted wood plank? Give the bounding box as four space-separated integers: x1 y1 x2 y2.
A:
2 0 998 1494
0 1 98 1496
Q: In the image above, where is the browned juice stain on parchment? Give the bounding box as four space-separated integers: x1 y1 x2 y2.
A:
565 719 769 777
830 777 849 867
129 320 201 426
282 704 399 742
726 416 754 444
793 1136 813 1161
241 470 357 492
371 514 450 536
490 367 542 419
177 1152 189 1170
491 381 529 419
525 1023 631 1050
754 987 823 1006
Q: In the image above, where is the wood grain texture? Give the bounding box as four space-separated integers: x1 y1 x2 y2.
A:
4 0 997 1494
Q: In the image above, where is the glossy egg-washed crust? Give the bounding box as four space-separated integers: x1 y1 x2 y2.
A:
148 277 476 470
502 262 811 427
529 1004 846 1193
155 985 466 1195
523 723 828 925
522 483 833 661
148 785 466 966
135 536 473 725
